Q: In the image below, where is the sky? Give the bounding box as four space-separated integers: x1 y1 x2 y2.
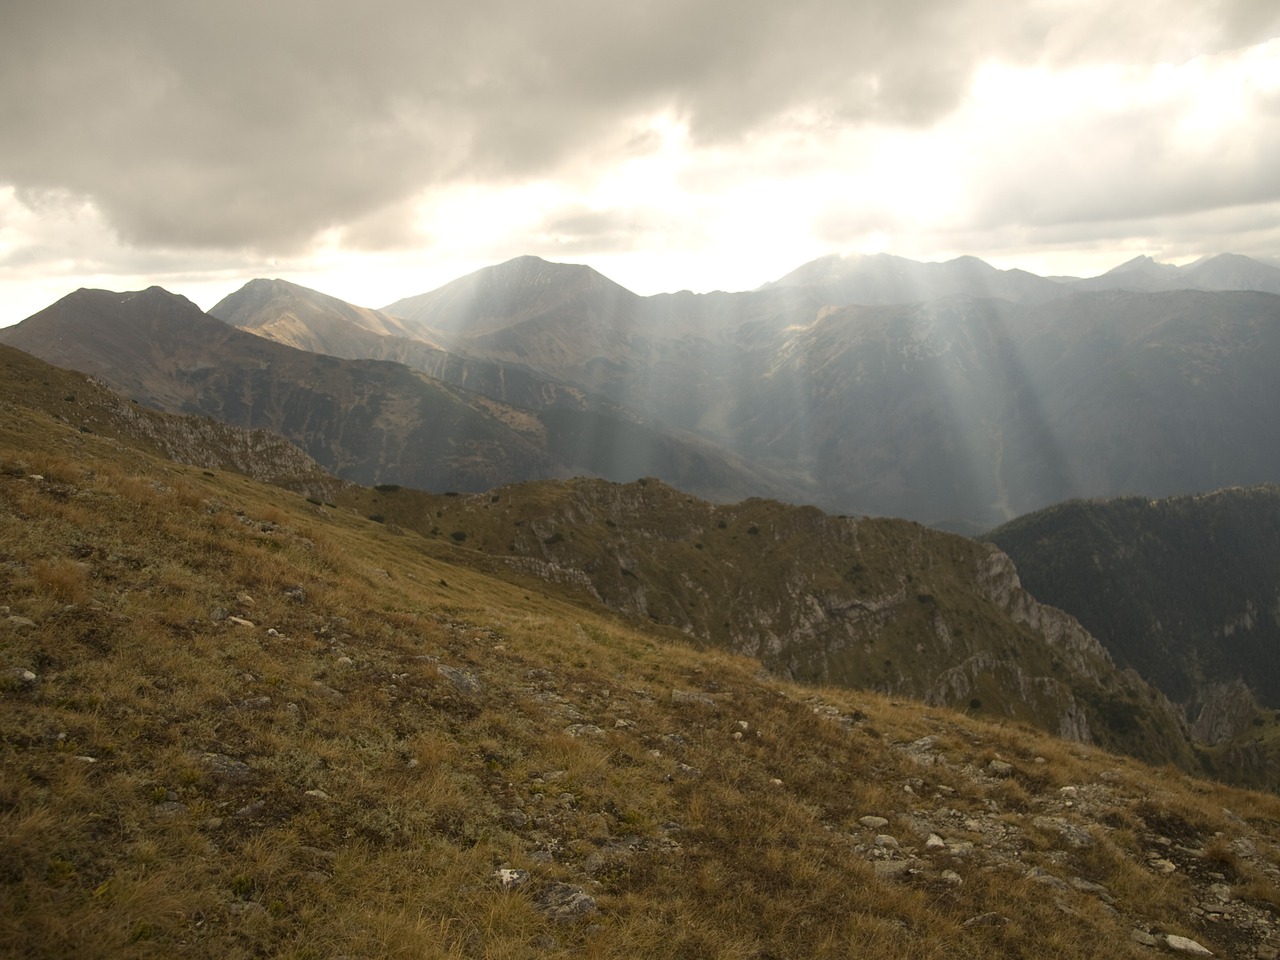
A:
2 0 1279 324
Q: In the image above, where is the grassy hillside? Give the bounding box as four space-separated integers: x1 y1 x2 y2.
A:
5 350 1280 958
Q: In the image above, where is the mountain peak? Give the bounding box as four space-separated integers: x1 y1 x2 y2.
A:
1101 255 1180 277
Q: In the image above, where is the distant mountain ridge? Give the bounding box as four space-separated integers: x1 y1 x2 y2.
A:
1066 252 1280 295
8 249 1280 528
0 285 797 504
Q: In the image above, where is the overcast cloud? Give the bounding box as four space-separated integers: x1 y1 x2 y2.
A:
2 0 1278 320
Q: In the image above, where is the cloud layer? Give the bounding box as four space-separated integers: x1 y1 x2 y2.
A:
1 0 1278 313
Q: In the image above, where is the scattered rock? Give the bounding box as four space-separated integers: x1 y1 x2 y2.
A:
8 667 38 685
312 682 343 702
1033 816 1093 848
495 868 529 890
437 664 482 694
859 815 890 830
671 689 715 707
564 724 605 738
987 759 1014 777
536 883 598 922
873 860 915 880
1162 934 1213 956
203 753 252 785
1130 929 1159 947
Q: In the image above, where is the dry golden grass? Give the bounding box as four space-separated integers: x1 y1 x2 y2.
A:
3 399 1278 960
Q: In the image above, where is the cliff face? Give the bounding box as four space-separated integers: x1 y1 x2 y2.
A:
348 476 1196 770
986 486 1280 782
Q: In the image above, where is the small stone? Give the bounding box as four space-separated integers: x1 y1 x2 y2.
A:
495 868 529 889
227 616 255 628
1162 934 1213 956
437 664 482 694
925 834 947 851
873 860 914 880
536 883 598 922
312 682 343 702
564 724 605 738
987 759 1014 776
1033 815 1093 848
859 816 890 830
939 869 963 886
671 689 715 707
9 667 38 684
874 834 899 849
1059 786 1079 799
304 789 330 800
152 801 188 819
1129 929 1159 947
203 753 252 784
1150 859 1178 875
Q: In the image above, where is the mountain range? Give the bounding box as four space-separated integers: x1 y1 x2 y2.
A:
5 251 1280 532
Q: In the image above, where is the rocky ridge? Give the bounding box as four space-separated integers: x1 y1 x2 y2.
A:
334 476 1199 773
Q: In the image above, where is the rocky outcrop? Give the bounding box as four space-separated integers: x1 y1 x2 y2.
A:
405 477 1196 768
1192 680 1262 746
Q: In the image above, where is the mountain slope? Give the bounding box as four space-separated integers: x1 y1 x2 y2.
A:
211 275 811 504
0 286 554 492
5 353 1280 959
210 277 450 352
986 487 1280 714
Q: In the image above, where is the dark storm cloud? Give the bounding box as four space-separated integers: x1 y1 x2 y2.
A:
4 0 1277 257
7 0 1273 254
